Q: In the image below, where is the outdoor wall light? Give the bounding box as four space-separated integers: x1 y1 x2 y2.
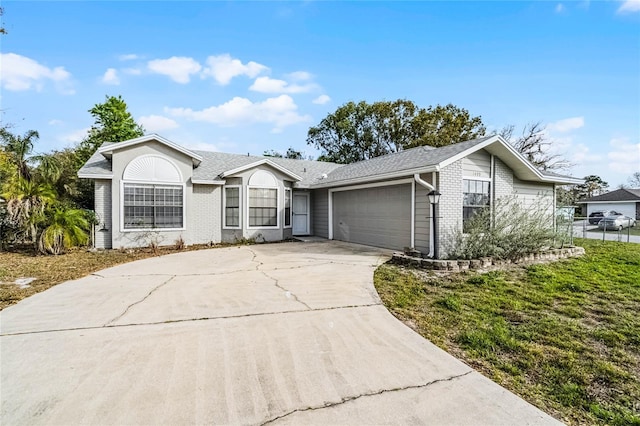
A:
428 190 441 205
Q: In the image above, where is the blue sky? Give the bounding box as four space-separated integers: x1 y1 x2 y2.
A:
1 1 639 187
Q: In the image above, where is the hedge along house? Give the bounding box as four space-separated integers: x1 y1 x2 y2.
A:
78 134 581 257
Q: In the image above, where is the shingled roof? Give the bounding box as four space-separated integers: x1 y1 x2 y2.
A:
77 134 581 187
579 188 640 203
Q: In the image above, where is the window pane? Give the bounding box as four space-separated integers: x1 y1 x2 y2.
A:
462 179 491 230
284 189 291 227
123 183 183 229
225 187 240 227
249 187 278 227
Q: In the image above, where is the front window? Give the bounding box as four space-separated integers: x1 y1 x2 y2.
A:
463 179 490 231
249 188 278 227
123 183 183 229
225 187 240 228
284 188 292 227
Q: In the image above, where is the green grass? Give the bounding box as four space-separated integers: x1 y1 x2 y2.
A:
586 226 640 237
374 239 640 425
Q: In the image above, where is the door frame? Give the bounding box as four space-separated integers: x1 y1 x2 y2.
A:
292 192 310 236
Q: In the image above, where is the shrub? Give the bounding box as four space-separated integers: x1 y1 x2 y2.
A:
447 195 556 260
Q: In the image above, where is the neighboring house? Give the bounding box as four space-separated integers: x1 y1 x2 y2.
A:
78 134 581 258
578 188 640 220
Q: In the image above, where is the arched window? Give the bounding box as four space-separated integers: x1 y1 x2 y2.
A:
122 155 185 230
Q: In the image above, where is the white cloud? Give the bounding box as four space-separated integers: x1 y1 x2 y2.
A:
572 143 602 164
147 56 202 84
202 54 269 85
48 119 63 126
546 116 584 133
118 54 139 61
101 68 120 85
287 71 313 81
138 115 179 132
312 94 331 105
165 95 311 131
0 53 73 93
608 137 640 173
555 3 565 12
122 68 142 75
618 0 640 13
249 76 318 94
59 128 90 144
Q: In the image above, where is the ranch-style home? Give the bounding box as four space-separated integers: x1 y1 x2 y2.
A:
78 134 581 258
578 188 640 220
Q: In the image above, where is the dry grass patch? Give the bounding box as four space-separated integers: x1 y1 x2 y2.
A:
0 244 225 310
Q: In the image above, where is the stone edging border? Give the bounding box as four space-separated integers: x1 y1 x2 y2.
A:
390 247 586 272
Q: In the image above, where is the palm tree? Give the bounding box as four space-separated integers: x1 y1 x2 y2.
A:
0 128 40 181
2 177 57 245
38 206 90 255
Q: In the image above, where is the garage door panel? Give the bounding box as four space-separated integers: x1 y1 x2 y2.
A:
332 184 411 250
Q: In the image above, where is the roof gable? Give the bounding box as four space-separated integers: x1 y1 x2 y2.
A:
221 158 302 181
98 134 203 166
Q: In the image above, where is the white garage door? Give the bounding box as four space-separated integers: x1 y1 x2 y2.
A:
332 184 411 250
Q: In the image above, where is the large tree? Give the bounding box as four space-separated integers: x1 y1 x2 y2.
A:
576 175 609 199
263 147 307 160
75 95 145 166
499 122 571 171
307 100 486 164
74 95 144 208
627 172 640 188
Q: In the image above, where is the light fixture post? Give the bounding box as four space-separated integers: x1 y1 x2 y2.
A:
428 190 441 259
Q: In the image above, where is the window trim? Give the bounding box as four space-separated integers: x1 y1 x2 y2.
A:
284 187 292 229
246 185 280 229
120 180 186 233
223 185 242 229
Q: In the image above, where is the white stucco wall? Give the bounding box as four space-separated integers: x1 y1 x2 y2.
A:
94 180 112 249
220 165 295 243
110 141 197 249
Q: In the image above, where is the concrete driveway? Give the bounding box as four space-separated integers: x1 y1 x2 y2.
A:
1 241 559 425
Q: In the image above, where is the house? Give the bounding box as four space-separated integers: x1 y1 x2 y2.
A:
78 134 581 258
578 188 640 220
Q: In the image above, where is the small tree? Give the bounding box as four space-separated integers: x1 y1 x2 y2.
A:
38 206 90 255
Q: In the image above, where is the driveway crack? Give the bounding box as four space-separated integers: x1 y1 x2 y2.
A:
260 370 473 425
103 275 176 326
246 247 312 310
259 269 312 310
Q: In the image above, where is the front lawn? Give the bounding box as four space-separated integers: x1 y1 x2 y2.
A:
586 227 640 237
374 239 640 425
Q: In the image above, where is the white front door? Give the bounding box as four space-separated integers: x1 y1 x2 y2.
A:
293 193 309 235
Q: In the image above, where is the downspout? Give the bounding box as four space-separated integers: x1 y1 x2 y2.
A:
414 174 435 257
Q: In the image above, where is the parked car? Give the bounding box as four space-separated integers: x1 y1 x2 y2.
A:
597 215 637 230
589 210 622 225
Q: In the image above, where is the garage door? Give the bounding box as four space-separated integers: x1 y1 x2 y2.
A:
332 184 411 250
